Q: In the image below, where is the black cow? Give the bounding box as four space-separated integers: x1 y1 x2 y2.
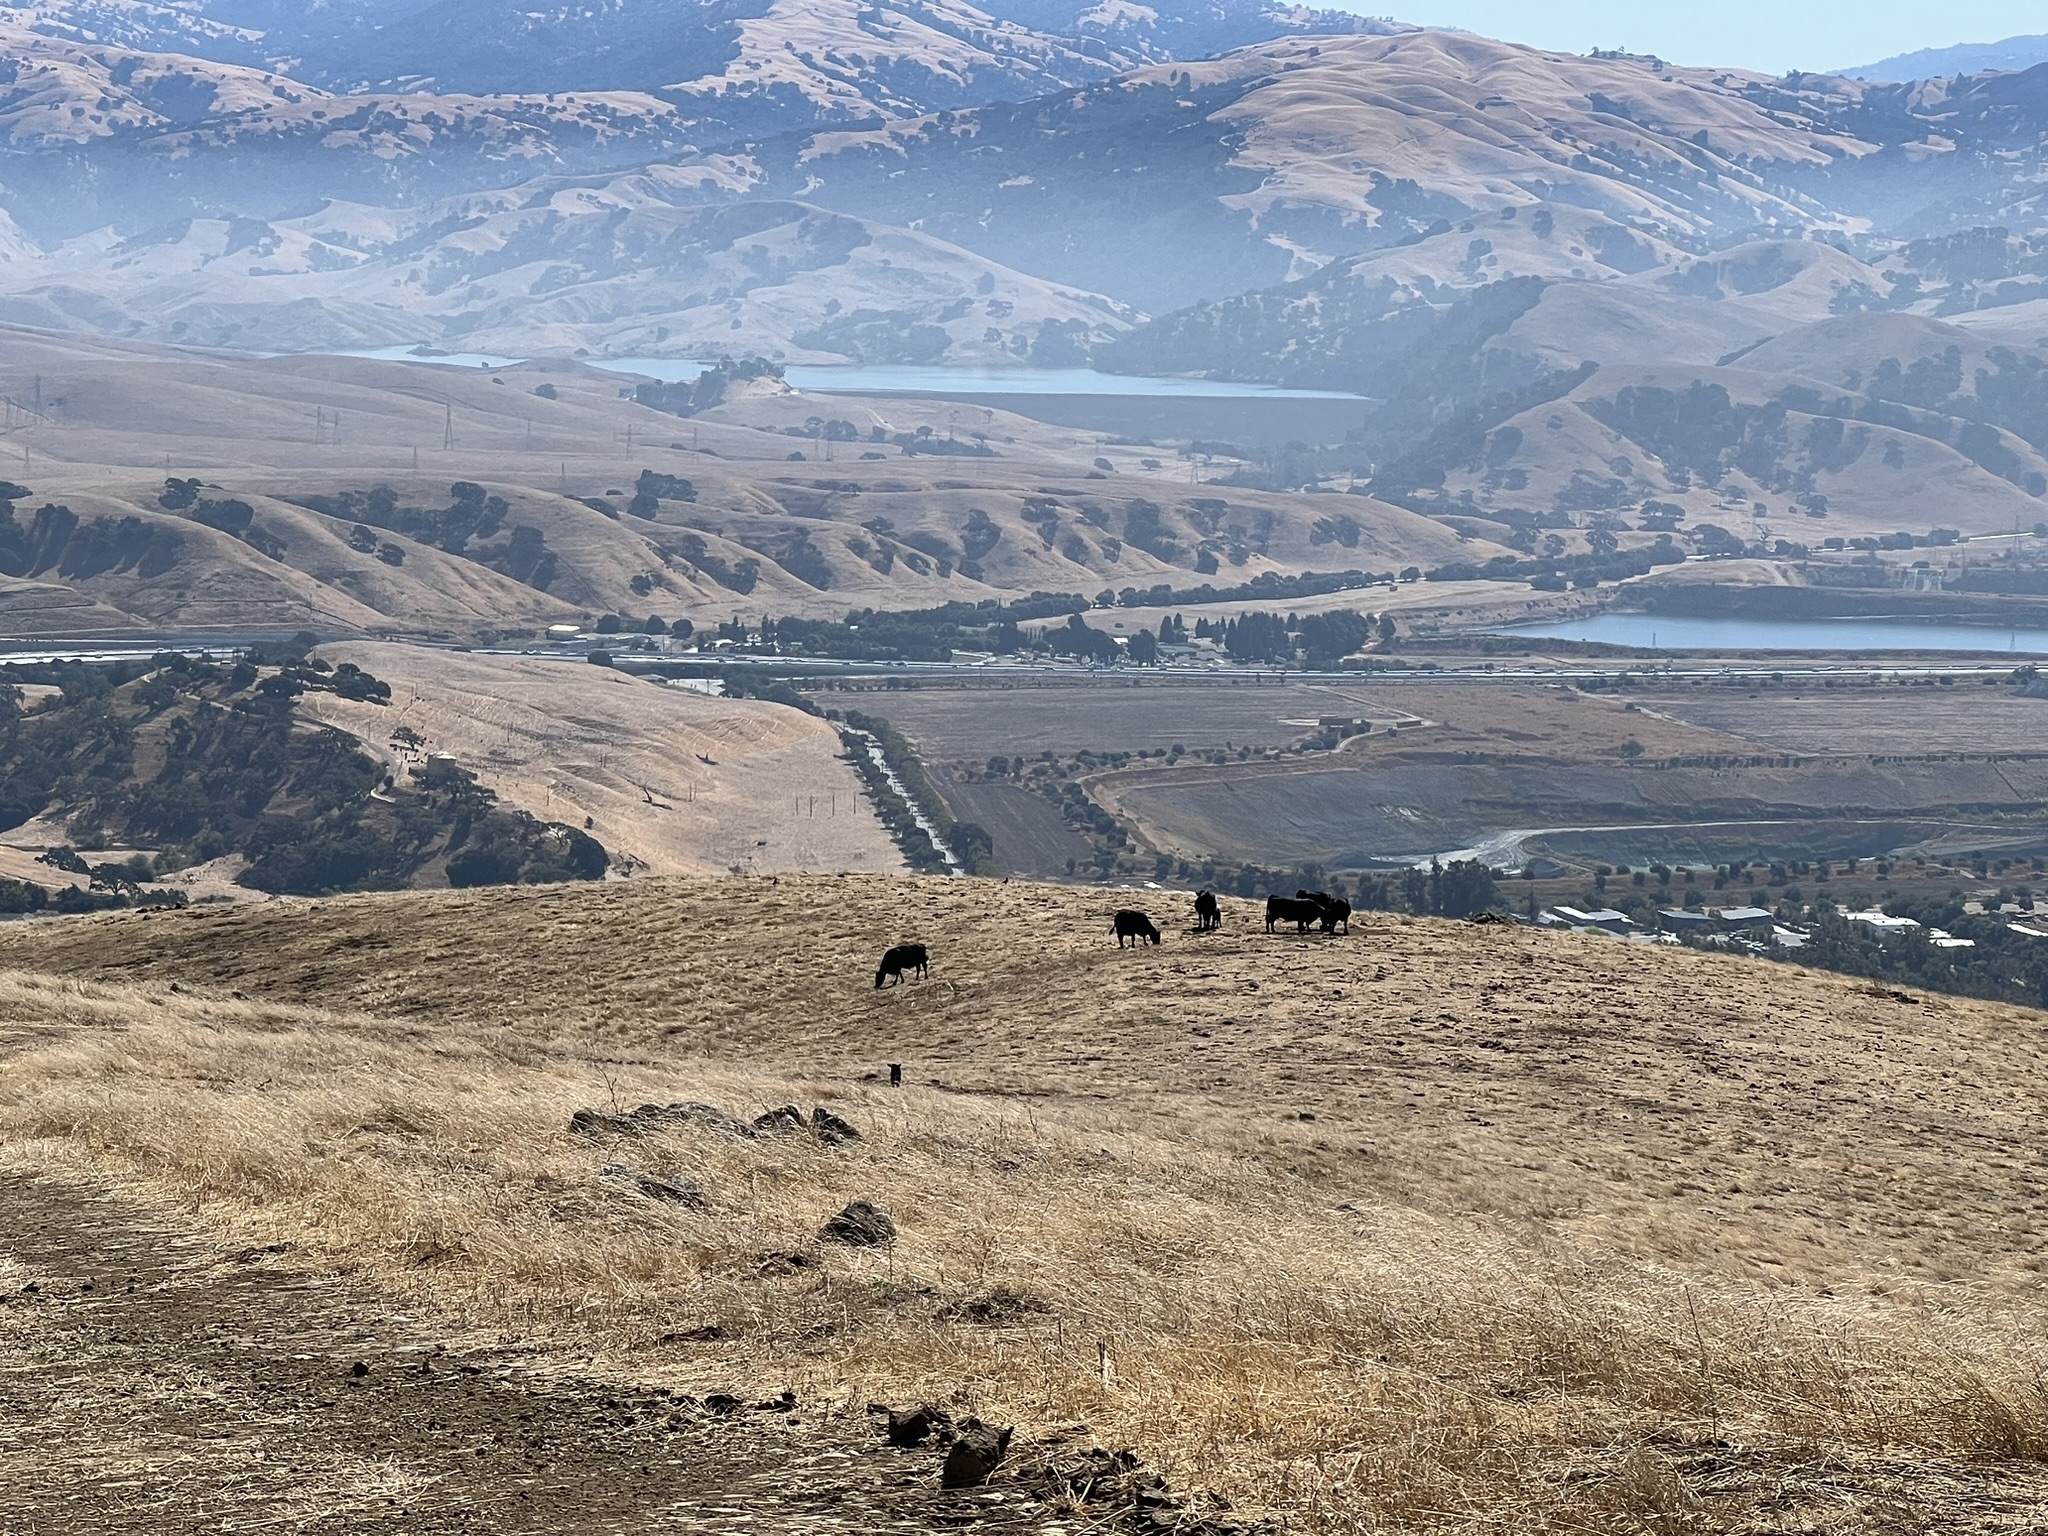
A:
1295 889 1352 935
874 943 930 988
1114 910 1162 948
1265 895 1322 933
1193 890 1222 931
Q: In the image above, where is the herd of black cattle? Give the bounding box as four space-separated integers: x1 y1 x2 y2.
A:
873 889 1352 986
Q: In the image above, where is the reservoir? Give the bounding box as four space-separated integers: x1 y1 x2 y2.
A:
330 348 1363 399
1495 612 2048 655
326 347 1369 446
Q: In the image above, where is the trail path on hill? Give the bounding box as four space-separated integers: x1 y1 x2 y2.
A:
0 1176 1050 1535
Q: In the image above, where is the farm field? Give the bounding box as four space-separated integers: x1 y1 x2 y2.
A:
930 776 1094 878
843 681 1390 760
1098 751 2048 868
1637 686 2048 756
5 876 2048 1531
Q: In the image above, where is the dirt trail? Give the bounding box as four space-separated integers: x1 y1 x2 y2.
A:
0 1176 1051 1535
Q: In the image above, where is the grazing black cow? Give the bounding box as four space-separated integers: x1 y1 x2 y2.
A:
1265 895 1322 933
1114 910 1162 948
1296 889 1351 935
874 943 930 988
1193 890 1222 931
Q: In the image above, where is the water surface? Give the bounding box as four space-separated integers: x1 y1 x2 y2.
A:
329 347 1363 399
1496 612 2048 655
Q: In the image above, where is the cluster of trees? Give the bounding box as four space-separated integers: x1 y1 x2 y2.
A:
1098 567 1402 610
1191 609 1390 665
1590 380 2048 501
297 482 560 591
835 721 951 874
718 596 1394 669
632 357 786 417
0 649 608 900
590 612 693 638
0 496 184 581
628 469 698 518
836 709 997 876
1424 537 1688 590
159 479 286 560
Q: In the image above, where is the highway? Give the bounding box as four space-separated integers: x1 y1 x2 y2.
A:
0 636 2034 688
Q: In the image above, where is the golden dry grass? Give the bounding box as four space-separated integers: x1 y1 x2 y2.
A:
5 878 2048 1529
299 642 905 878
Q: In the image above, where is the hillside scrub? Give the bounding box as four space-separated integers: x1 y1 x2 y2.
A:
0 655 606 897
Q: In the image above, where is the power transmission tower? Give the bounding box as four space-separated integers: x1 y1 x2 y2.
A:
443 402 455 451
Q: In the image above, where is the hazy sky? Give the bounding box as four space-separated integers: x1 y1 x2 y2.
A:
1373 2 2045 73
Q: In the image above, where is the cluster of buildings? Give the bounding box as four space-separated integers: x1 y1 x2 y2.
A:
1537 904 1805 951
1539 901 2046 953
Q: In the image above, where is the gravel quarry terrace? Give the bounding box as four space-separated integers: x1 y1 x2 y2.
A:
6 875 2048 1531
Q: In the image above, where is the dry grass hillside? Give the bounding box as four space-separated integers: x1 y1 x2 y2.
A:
0 326 1503 637
298 643 904 878
5 876 2048 1530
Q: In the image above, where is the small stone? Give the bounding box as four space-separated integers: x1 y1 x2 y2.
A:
880 1404 950 1447
662 1103 754 1138
703 1393 744 1416
819 1200 896 1247
600 1163 707 1208
349 1361 369 1378
940 1419 1012 1489
811 1107 862 1145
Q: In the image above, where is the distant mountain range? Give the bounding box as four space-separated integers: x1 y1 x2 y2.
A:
0 0 1413 102
1841 33 2048 81
0 5 2044 545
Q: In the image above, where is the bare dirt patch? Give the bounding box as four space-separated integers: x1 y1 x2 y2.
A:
0 1176 1052 1536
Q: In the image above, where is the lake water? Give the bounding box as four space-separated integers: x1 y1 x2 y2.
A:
330 347 1363 399
1496 612 2048 655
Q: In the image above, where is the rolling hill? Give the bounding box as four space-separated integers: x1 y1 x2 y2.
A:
4 874 2048 1529
0 326 1489 637
0 179 1139 363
